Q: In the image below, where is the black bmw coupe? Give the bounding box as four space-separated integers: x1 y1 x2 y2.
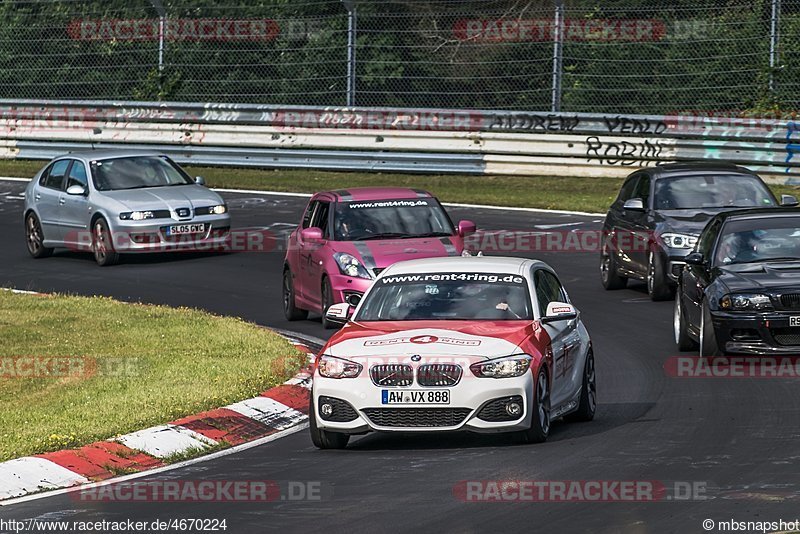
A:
674 208 800 356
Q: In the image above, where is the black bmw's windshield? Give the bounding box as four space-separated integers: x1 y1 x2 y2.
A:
333 199 455 241
91 156 194 191
653 174 775 210
715 217 800 265
355 272 532 321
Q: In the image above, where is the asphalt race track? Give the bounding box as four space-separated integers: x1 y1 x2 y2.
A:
1 179 799 533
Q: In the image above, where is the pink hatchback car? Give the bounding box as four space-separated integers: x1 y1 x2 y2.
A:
283 187 476 328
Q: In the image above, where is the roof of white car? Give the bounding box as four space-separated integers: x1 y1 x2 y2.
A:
380 256 549 276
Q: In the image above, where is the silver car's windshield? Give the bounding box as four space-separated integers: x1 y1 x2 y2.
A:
355 272 532 321
91 156 193 191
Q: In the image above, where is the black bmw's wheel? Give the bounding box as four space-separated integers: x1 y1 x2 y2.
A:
600 236 627 290
647 251 675 301
25 213 52 259
699 300 723 358
674 294 699 351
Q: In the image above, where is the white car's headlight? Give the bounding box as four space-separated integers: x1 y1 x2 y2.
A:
317 355 363 379
470 354 532 378
719 293 773 311
120 211 154 221
660 233 699 249
333 252 372 279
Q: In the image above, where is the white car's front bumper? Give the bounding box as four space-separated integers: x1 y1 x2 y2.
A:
312 371 534 434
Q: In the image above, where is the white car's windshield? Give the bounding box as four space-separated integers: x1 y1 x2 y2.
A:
355 272 532 321
91 156 194 191
334 199 455 241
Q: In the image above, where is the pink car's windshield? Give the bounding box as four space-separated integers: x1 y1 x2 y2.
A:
355 272 533 321
333 199 455 241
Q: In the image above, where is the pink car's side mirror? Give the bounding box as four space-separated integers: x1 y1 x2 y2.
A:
457 220 477 237
301 227 324 242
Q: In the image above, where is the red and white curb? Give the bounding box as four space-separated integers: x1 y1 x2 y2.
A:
0 340 315 502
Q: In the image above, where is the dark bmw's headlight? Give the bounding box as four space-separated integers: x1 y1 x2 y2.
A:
719 293 773 311
660 233 699 249
470 354 532 378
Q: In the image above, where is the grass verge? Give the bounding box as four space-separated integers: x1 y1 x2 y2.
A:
0 291 306 462
1 160 797 213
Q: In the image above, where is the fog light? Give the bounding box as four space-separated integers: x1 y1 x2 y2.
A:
320 403 334 417
505 402 522 417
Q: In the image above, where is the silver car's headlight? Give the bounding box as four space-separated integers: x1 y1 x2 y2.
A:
120 211 154 221
333 252 372 279
470 354 532 378
660 233 699 249
202 205 227 215
719 293 773 311
317 355 362 379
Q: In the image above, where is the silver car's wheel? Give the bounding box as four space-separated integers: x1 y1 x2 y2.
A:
92 219 119 267
25 213 52 259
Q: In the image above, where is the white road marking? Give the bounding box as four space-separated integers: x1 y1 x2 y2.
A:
115 425 218 458
0 458 90 500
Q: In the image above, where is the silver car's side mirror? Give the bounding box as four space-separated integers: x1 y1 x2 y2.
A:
66 184 87 196
194 176 206 186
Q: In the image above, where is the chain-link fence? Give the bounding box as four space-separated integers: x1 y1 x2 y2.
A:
0 0 797 114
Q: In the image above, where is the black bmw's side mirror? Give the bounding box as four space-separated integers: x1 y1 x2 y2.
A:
685 252 705 265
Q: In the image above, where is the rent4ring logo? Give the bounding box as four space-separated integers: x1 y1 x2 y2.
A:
453 480 709 502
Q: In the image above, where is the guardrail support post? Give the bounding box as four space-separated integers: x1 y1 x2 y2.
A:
551 0 565 112
769 0 781 93
342 0 357 107
151 0 167 93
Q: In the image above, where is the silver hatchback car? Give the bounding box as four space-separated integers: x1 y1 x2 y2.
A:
23 150 231 266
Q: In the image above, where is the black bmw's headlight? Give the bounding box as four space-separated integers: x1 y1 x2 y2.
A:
719 293 773 311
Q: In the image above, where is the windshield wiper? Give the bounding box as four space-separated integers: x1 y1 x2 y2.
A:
354 232 408 241
730 257 800 265
413 232 455 238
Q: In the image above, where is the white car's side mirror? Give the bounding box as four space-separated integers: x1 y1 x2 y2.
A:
325 302 352 326
542 301 577 323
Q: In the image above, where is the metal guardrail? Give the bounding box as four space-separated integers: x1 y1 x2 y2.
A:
0 99 798 184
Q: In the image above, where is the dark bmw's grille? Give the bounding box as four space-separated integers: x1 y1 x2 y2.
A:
417 364 463 387
318 396 359 422
771 328 800 346
362 408 471 428
477 396 524 422
779 294 800 309
370 364 413 387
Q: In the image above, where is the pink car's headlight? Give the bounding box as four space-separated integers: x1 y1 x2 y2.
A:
333 252 372 279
